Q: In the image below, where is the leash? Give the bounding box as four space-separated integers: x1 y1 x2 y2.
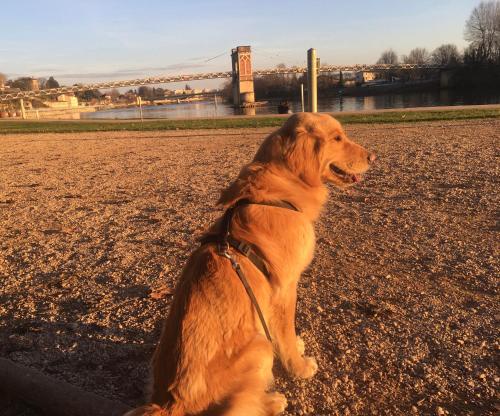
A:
201 199 299 342
219 246 273 342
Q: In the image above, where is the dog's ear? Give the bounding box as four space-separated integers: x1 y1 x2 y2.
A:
283 128 325 186
254 122 325 186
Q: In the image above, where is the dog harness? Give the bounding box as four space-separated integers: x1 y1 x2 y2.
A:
200 198 299 342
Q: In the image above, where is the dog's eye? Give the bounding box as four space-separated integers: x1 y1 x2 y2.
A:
334 135 342 142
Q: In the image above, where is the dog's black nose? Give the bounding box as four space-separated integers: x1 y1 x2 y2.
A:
368 153 376 164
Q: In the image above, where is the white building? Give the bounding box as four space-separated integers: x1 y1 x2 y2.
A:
45 94 79 109
355 71 377 85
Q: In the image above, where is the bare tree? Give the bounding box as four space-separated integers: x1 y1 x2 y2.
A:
464 0 500 63
431 44 462 66
402 48 431 64
9 77 33 91
37 77 47 89
76 89 102 101
45 76 60 89
377 49 399 65
138 86 153 99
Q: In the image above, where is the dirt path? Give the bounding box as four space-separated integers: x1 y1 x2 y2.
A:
0 119 498 415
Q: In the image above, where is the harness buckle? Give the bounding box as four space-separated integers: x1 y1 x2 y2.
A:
237 242 252 256
221 249 240 270
218 241 230 256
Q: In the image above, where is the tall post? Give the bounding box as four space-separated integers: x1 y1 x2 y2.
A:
300 84 305 112
19 99 27 119
307 48 318 113
136 96 143 122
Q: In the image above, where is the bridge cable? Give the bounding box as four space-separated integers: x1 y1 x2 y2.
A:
204 52 227 63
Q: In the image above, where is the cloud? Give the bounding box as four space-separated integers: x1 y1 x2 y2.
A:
31 67 63 73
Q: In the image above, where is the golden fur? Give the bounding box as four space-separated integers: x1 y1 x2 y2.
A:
125 113 375 416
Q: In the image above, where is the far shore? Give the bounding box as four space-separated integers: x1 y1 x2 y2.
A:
1 105 499 135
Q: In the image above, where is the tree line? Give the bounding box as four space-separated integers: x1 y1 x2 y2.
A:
222 0 500 101
377 1 500 66
0 75 61 91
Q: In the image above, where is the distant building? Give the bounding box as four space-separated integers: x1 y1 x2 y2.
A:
172 88 204 95
44 94 79 109
355 71 377 85
28 78 39 91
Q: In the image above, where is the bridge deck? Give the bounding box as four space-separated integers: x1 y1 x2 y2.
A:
0 64 444 102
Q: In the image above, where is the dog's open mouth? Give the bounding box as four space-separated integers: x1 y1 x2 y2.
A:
330 164 362 183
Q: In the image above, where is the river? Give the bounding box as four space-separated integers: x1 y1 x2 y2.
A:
82 88 500 120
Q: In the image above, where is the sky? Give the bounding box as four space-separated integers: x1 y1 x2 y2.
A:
0 0 481 88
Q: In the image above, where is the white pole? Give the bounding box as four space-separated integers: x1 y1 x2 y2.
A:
137 96 143 122
300 84 304 112
214 93 218 128
20 99 26 119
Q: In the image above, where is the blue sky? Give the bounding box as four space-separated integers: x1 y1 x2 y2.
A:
0 0 480 87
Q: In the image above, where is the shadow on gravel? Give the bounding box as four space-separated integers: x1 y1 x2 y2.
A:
0 308 159 409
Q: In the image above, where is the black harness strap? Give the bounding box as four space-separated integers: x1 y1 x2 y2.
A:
221 249 274 342
201 198 299 342
225 234 268 277
201 199 299 278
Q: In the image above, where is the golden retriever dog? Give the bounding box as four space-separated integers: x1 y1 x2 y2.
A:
125 113 375 416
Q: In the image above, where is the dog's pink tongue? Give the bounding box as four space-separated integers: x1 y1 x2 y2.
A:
351 174 361 183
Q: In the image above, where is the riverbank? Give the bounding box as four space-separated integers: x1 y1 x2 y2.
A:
1 105 499 134
0 119 498 415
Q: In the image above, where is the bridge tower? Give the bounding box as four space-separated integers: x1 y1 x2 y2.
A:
231 46 255 107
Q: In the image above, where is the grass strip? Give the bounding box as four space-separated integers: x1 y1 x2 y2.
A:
1 108 499 134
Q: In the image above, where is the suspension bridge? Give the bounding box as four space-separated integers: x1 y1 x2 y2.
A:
0 64 443 102
0 46 446 111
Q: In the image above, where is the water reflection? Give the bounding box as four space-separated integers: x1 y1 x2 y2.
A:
82 89 500 120
236 107 256 116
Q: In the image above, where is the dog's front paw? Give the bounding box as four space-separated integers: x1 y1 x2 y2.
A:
292 356 318 379
266 392 287 415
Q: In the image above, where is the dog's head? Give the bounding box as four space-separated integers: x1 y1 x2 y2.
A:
254 113 375 187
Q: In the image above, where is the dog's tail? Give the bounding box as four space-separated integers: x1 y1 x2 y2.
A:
123 403 185 416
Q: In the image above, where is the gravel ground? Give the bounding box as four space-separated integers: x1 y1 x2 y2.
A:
0 119 498 416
